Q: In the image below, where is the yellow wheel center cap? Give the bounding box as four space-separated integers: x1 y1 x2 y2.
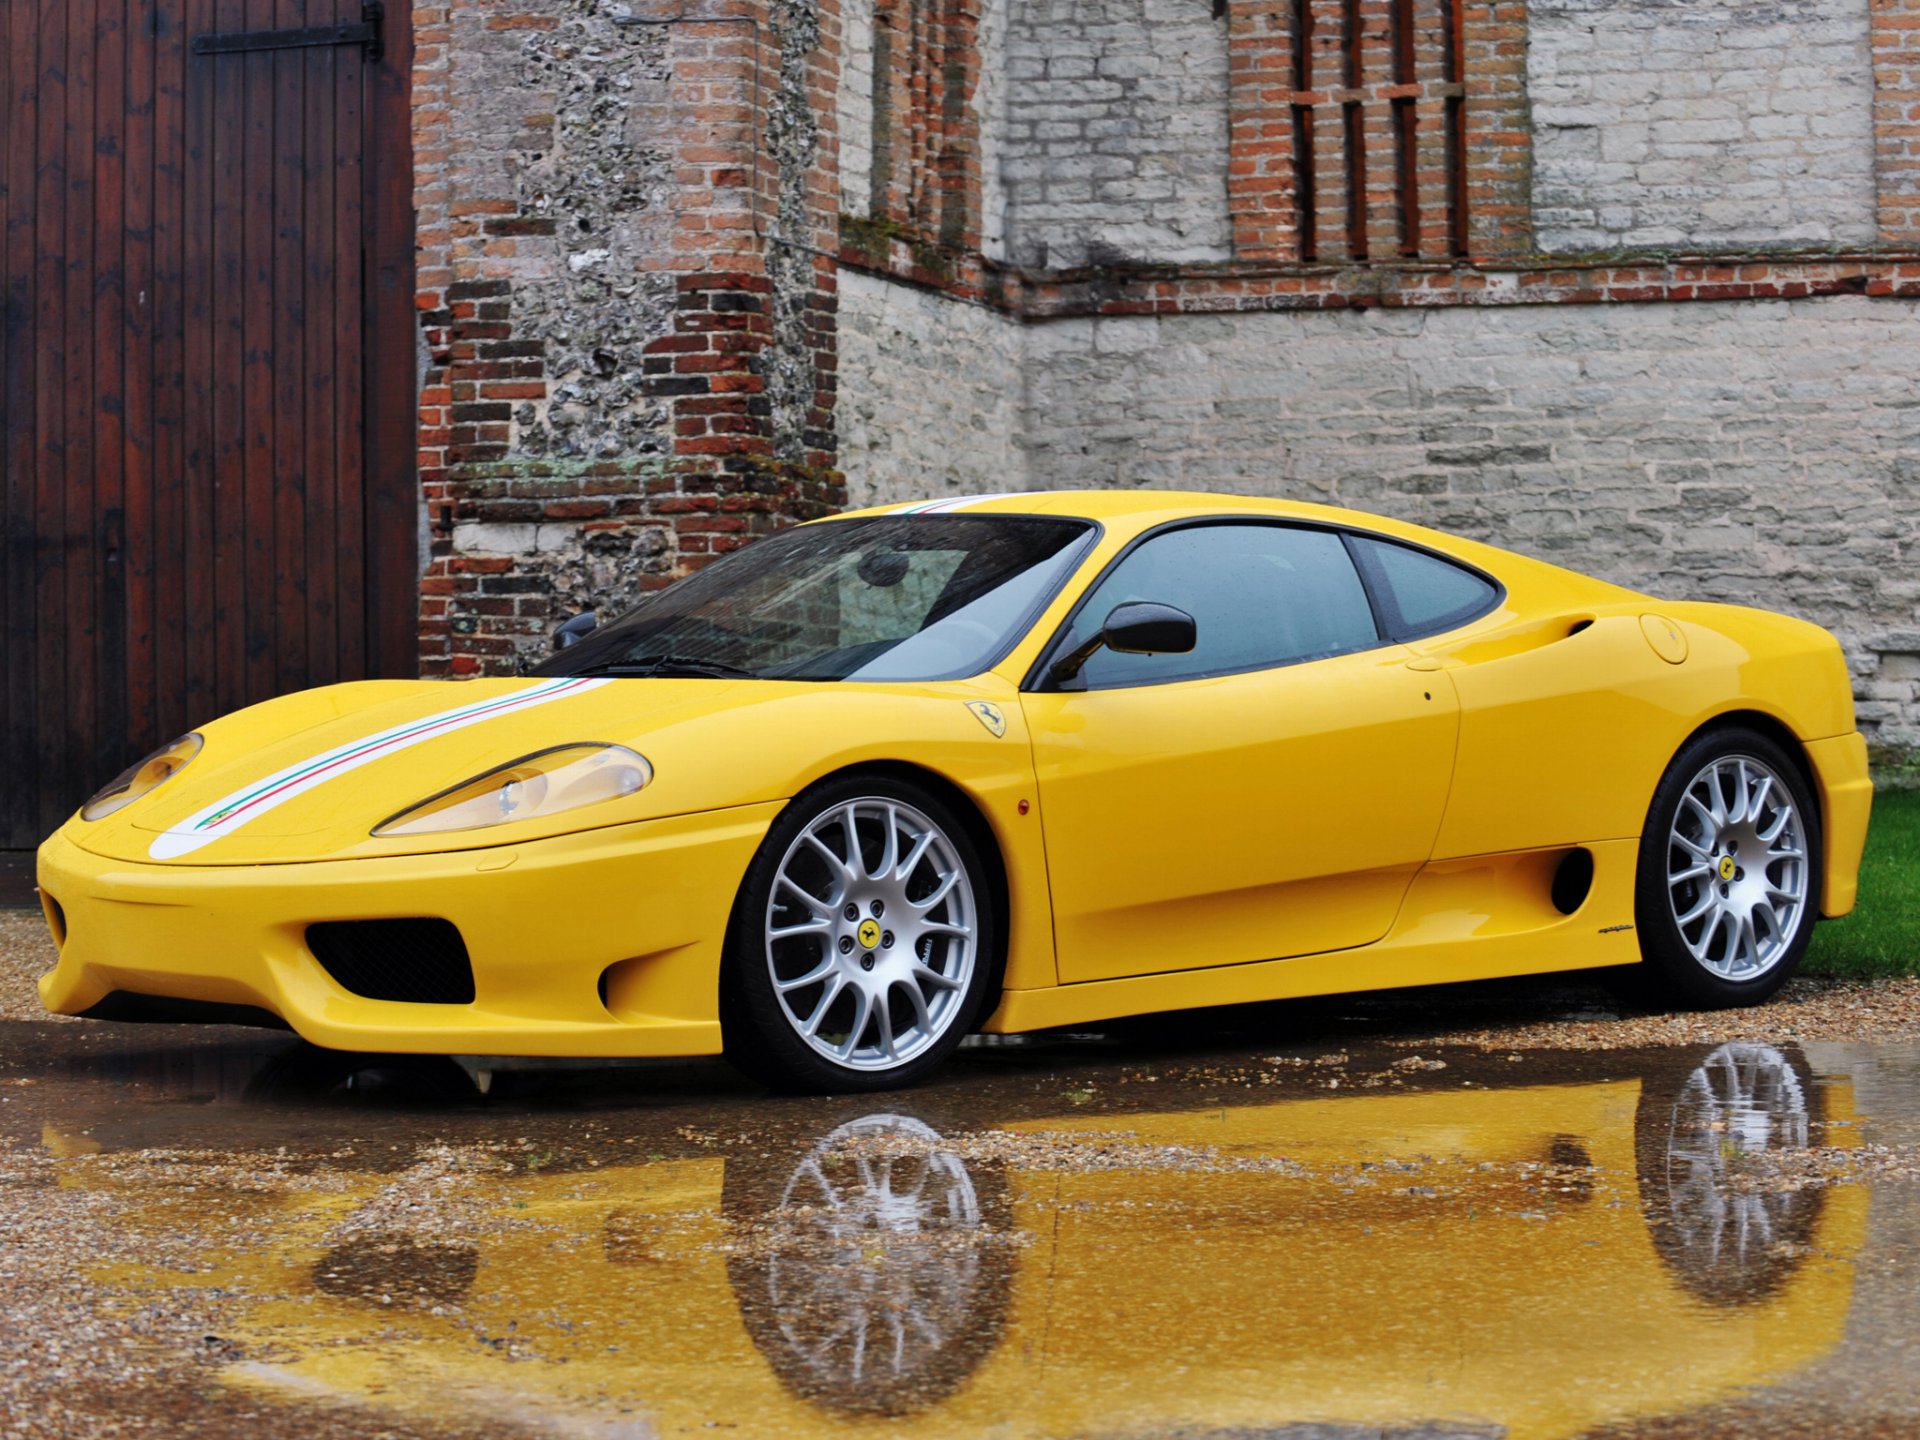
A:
857 918 882 950
1718 855 1737 882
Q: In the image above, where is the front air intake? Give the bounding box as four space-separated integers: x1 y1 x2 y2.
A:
307 918 476 1004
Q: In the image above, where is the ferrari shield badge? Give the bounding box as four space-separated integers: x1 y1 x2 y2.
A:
965 701 1007 738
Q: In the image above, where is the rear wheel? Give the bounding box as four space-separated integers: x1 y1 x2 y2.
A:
723 775 1000 1093
1634 727 1820 1008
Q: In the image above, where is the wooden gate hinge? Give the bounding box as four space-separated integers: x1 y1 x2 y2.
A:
192 3 382 61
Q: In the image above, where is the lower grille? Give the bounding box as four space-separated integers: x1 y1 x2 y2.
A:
306 918 476 1005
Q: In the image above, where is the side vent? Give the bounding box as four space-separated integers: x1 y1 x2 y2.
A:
307 919 476 1004
1552 848 1595 916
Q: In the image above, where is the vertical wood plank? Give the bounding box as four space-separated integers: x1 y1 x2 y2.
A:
92 0 129 786
1 2 39 846
240 0 276 705
123 0 159 762
181 0 220 739
208 0 246 715
364 0 417 679
34 0 70 836
150 0 192 746
302 0 339 686
270 0 308 698
331 24 365 678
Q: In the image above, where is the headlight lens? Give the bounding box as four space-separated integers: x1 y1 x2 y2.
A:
372 744 652 838
81 733 204 821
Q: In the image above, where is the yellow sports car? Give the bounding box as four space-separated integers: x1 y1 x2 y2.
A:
35 491 1873 1090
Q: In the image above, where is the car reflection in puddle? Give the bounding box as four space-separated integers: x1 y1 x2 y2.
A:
43 1040 1867 1439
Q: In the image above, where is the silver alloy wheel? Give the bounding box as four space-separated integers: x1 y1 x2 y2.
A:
761 1114 986 1398
1664 753 1810 981
1657 1042 1811 1277
764 797 978 1072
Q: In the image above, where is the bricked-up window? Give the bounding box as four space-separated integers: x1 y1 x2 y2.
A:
1231 0 1468 263
850 0 980 249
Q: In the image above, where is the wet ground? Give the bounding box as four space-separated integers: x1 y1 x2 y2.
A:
4 986 1920 1440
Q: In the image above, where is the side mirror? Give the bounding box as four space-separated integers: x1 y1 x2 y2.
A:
1102 601 1197 656
1049 601 1197 683
552 611 599 651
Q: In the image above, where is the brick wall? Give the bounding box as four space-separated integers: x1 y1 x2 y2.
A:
1531 0 1877 252
411 0 843 677
1875 0 1920 239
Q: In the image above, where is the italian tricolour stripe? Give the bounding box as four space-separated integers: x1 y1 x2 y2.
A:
147 677 610 859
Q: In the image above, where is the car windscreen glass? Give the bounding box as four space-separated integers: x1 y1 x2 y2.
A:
534 515 1096 682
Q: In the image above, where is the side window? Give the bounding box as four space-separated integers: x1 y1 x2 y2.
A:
1349 536 1499 639
1056 524 1379 689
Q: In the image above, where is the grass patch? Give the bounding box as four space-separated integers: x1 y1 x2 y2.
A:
1805 787 1920 978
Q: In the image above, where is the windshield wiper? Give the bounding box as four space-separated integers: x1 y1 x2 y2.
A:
575 654 758 680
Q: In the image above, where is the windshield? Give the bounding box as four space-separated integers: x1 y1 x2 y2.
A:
534 515 1097 682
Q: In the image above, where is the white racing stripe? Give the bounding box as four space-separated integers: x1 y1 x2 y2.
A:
148 677 611 859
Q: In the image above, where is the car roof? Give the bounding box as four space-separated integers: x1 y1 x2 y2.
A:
837 487 1430 529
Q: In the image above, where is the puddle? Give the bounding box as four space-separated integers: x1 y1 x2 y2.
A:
4 1025 1920 1438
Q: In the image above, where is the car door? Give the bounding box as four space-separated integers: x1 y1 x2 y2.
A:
1021 521 1463 985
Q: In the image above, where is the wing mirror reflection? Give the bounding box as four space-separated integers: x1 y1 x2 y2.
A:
1050 601 1197 683
552 611 599 651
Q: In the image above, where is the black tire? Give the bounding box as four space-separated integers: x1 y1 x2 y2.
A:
1633 725 1821 1009
721 773 1003 1094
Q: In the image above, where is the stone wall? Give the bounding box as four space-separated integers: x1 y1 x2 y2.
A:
842 295 1920 748
411 0 843 676
1000 0 1233 268
1530 0 1878 251
837 270 1028 503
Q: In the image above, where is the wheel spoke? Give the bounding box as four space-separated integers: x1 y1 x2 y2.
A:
803 975 846 1036
877 805 901 884
1687 906 1725 962
1746 774 1774 824
901 976 934 1030
911 868 960 913
912 962 963 992
841 987 873 1059
1668 863 1712 887
895 828 935 884
777 874 833 918
775 955 839 992
803 831 856 889
1676 889 1717 926
876 988 898 1060
770 916 832 943
1673 830 1713 862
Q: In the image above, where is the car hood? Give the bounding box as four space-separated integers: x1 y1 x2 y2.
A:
66 676 841 866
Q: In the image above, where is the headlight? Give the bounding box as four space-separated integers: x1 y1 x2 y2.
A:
371 744 652 838
81 734 203 821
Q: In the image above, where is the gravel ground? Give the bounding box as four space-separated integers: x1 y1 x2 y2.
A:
0 909 63 1023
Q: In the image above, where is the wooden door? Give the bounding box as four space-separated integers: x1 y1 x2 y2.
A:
0 0 416 850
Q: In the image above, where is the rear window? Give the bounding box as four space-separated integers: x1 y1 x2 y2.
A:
1349 536 1499 639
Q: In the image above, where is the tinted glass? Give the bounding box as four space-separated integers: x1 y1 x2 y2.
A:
1351 535 1498 638
1056 523 1379 689
537 515 1094 682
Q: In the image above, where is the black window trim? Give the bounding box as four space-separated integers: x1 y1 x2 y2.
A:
1022 514 1506 694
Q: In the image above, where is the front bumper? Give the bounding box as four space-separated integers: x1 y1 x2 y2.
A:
35 803 784 1056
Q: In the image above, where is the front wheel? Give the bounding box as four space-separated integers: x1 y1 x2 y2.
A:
722 775 1001 1093
1634 727 1821 1008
